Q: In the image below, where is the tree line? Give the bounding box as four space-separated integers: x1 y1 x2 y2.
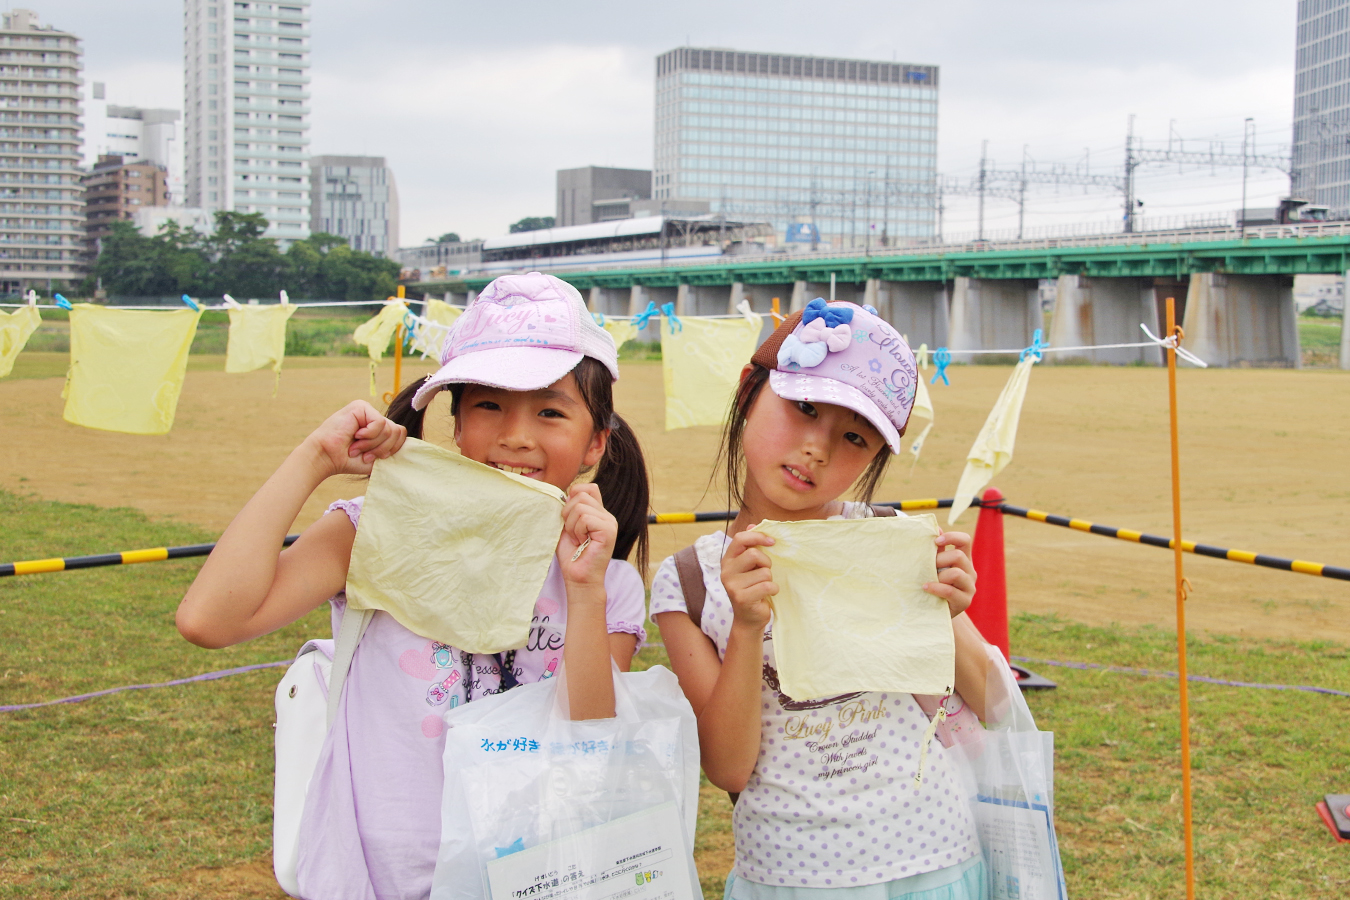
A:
91 211 401 301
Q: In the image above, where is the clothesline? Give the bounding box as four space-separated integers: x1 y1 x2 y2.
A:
0 299 394 311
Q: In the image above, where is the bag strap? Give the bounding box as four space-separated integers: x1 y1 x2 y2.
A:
870 503 899 517
326 604 374 728
674 544 708 628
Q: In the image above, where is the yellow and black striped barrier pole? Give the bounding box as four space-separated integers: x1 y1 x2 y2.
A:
3 498 1347 582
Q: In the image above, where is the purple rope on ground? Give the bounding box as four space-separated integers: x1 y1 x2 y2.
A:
0 660 291 712
1014 655 1350 697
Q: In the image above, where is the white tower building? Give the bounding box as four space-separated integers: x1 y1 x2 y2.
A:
183 0 311 243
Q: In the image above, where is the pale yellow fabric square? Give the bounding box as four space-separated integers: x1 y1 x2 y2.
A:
410 299 462 357
754 514 954 700
948 357 1035 523
225 303 296 374
0 304 40 378
602 318 640 351
345 438 566 653
661 312 762 430
352 301 407 395
62 305 202 436
907 372 935 462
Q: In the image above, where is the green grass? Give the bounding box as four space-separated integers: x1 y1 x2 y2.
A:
2 491 1348 897
1298 314 1343 367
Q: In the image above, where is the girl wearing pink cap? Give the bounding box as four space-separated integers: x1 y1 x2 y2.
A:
653 300 994 900
177 273 651 900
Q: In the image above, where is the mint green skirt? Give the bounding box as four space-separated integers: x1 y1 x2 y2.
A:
724 855 986 900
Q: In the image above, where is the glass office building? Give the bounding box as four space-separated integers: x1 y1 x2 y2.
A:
1293 0 1350 215
654 47 938 248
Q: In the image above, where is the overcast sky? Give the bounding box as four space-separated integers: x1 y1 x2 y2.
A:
57 0 1299 244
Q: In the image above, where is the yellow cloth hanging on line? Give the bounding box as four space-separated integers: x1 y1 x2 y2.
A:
948 357 1036 523
345 438 566 653
602 318 640 352
410 299 462 357
0 304 40 378
352 301 407 395
662 311 763 430
62 304 202 435
906 373 935 463
225 303 296 391
753 514 953 700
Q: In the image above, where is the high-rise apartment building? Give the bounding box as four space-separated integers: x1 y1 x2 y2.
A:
1293 0 1350 215
0 9 84 293
654 47 939 248
183 0 311 244
309 155 399 256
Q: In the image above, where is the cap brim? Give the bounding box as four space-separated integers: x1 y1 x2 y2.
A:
768 370 902 453
411 346 585 410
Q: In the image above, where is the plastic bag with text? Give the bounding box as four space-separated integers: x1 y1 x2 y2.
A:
946 645 1069 900
429 665 703 900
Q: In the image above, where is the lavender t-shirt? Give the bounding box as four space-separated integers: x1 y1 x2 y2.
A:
295 498 647 900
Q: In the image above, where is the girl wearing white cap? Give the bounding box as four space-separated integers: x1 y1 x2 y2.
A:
177 273 651 899
653 300 994 900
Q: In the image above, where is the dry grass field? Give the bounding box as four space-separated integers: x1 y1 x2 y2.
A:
3 352 1347 644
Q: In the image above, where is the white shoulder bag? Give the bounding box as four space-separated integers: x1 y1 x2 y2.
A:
272 606 373 898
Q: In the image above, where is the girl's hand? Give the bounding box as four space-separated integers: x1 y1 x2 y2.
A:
558 483 617 588
925 530 977 618
721 531 777 631
302 400 408 479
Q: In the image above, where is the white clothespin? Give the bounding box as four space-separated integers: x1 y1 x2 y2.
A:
736 298 757 325
1140 323 1208 368
279 289 289 306
222 293 241 309
25 289 36 307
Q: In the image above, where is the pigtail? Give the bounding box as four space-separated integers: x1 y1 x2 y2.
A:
383 375 431 439
592 412 650 578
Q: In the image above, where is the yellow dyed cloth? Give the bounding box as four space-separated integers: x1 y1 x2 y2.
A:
754 514 953 700
602 318 640 351
352 301 407 395
906 373 935 462
0 304 40 377
345 438 566 653
948 357 1036 524
62 305 202 436
225 303 296 383
410 299 462 357
661 311 762 430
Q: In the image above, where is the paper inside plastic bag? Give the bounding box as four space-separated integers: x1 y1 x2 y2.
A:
345 438 565 652
754 514 954 700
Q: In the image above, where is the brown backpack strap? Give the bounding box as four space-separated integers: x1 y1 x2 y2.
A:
674 544 708 628
870 503 899 517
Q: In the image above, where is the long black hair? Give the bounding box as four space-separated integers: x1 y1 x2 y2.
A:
383 359 651 577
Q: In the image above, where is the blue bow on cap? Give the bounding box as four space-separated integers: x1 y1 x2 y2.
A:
801 297 854 328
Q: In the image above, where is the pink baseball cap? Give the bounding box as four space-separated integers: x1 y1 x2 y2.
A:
411 272 618 410
751 299 918 453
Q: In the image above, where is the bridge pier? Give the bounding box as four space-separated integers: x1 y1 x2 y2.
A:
949 277 1039 356
865 280 949 348
1048 275 1161 364
1182 274 1300 367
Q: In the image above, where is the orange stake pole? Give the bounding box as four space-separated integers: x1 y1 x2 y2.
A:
1165 296 1197 899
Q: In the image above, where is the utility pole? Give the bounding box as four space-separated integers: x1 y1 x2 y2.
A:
1018 145 1029 239
977 139 988 240
1124 114 1138 233
1240 117 1253 233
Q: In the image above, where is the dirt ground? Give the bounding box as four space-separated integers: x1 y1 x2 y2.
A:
2 352 1347 644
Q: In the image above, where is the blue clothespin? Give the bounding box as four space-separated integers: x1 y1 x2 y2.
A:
54 293 72 310
592 311 605 326
632 301 659 331
1020 328 1047 362
181 294 200 311
930 347 951 386
660 301 682 333
402 310 418 351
